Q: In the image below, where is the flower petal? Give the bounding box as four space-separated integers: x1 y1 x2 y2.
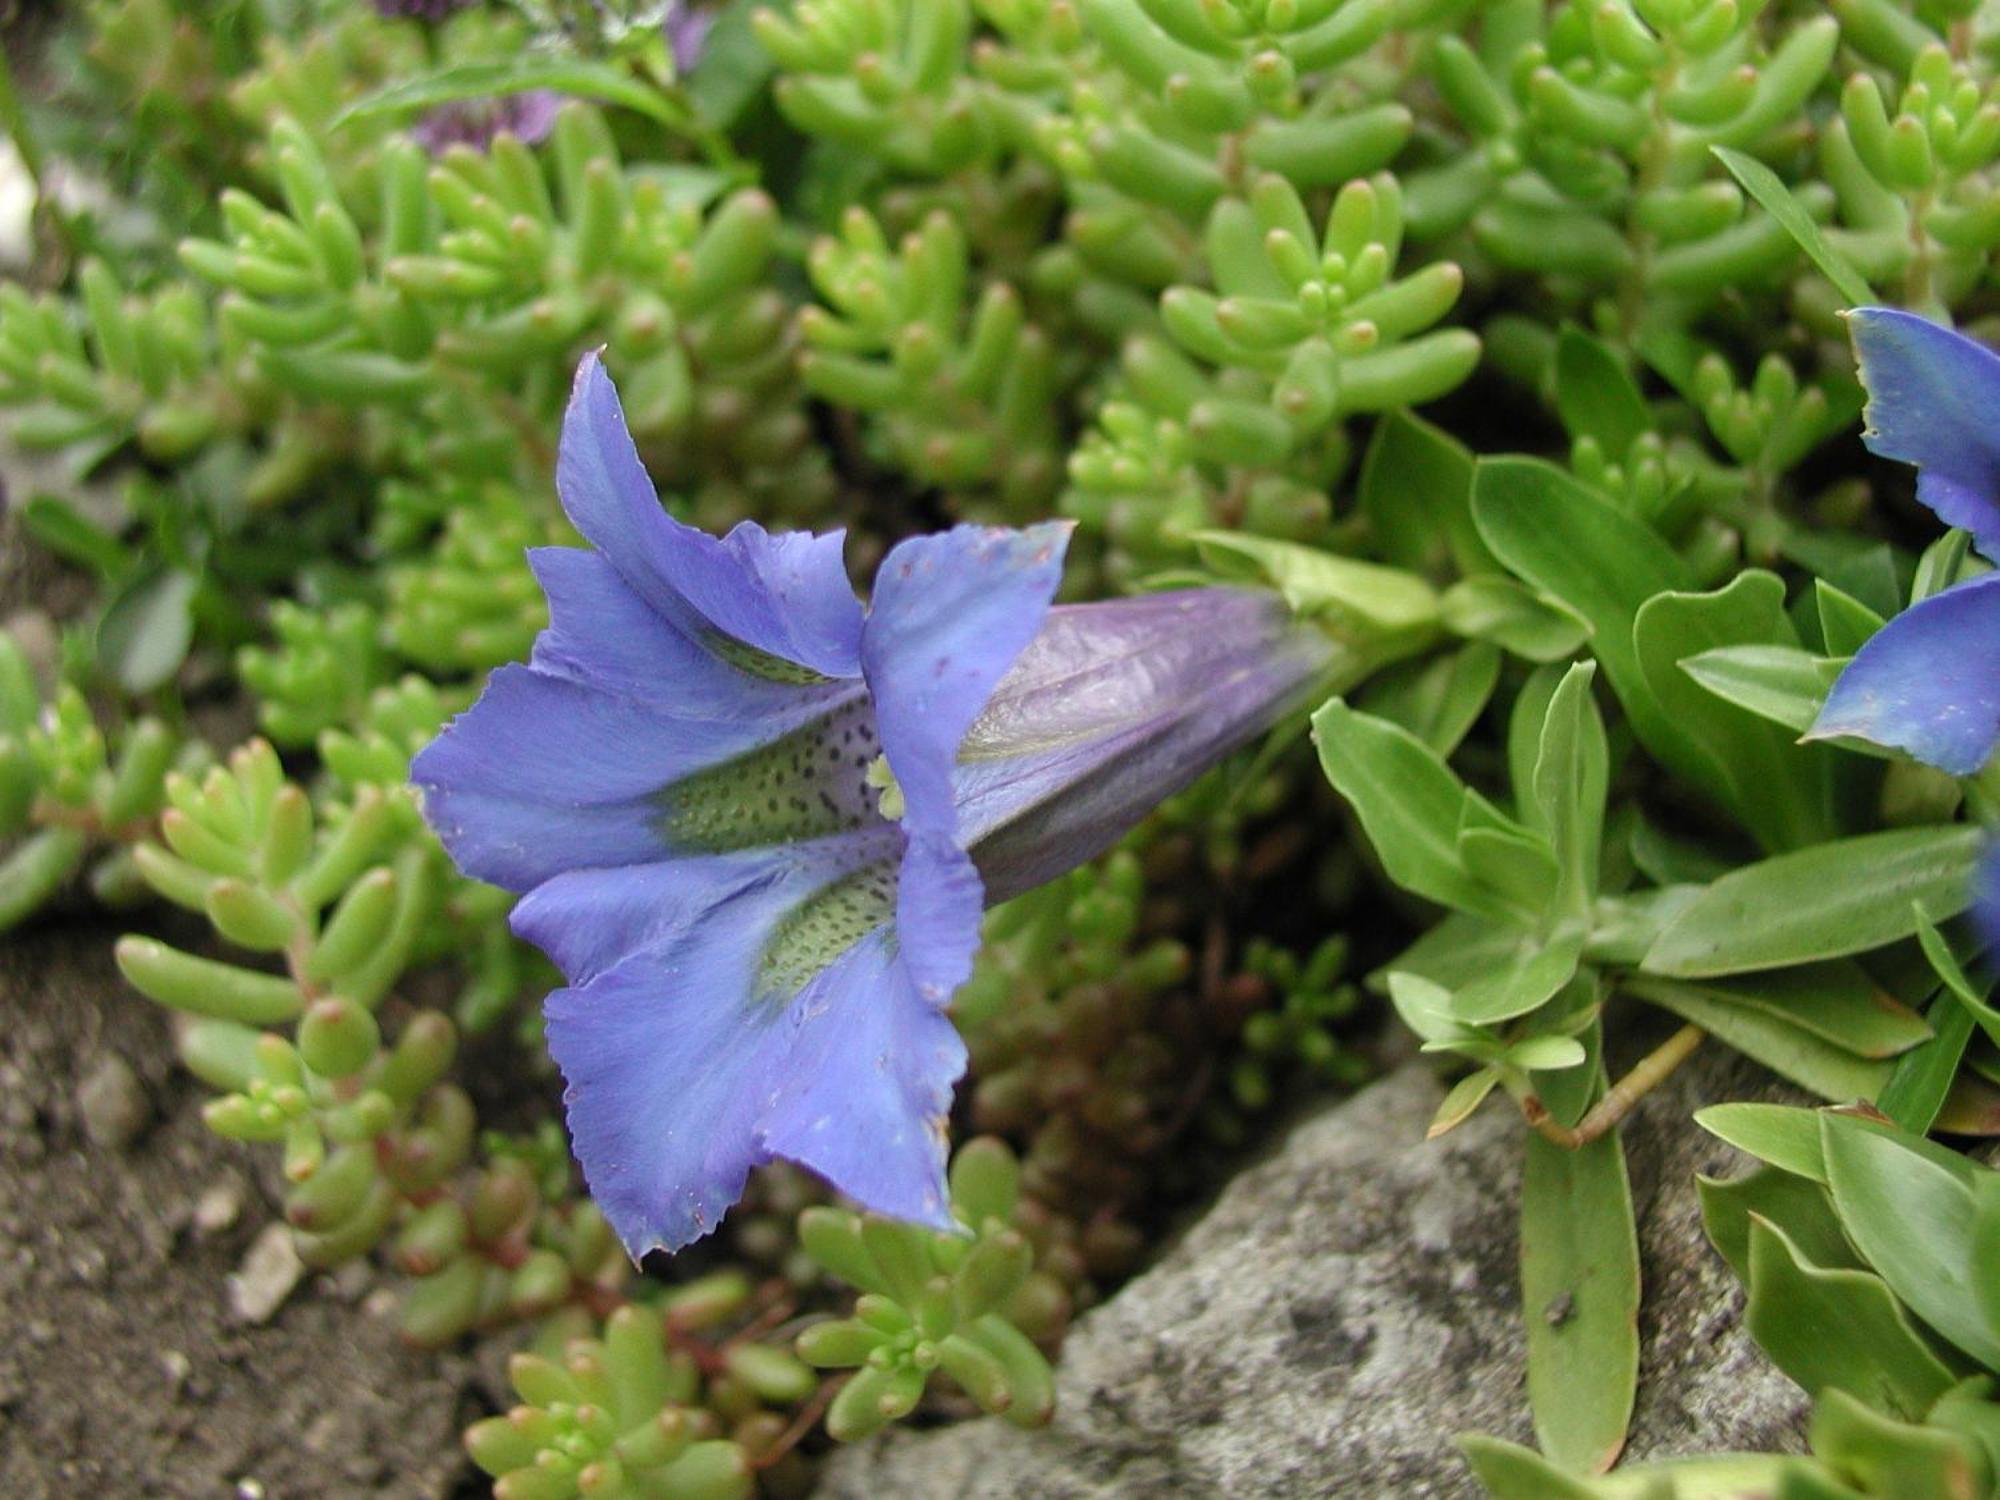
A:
1808 572 2000 776
527 547 818 708
412 664 834 890
559 354 864 678
1849 307 2000 558
759 929 965 1231
1973 841 2000 957
860 523 1070 836
544 881 799 1255
512 834 898 986
894 830 984 1005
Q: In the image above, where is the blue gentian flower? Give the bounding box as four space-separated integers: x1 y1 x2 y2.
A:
412 354 1335 1256
1809 308 2000 776
1807 307 2000 944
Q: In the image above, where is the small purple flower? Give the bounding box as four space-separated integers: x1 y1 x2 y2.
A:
372 0 475 20
664 2 715 76
409 91 563 156
411 354 1334 1256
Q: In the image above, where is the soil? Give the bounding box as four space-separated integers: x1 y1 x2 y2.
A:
0 917 490 1499
0 471 503 1496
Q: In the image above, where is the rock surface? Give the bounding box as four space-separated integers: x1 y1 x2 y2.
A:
75 1053 151 1151
821 1046 1809 1500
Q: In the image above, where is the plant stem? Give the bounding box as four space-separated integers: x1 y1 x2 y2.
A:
1521 1024 1705 1148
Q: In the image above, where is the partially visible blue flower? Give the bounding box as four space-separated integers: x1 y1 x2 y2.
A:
664 2 714 76
1809 309 2000 776
410 91 563 156
1807 307 2000 948
412 354 1334 1257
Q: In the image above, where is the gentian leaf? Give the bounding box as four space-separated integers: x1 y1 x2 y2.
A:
1520 1129 1639 1474
1642 825 1984 977
336 58 686 130
1820 1113 2000 1368
1712 146 1873 307
1742 1215 1956 1419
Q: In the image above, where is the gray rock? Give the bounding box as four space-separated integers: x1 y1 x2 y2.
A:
192 1173 245 1237
820 1048 1809 1500
75 1053 150 1152
227 1223 305 1326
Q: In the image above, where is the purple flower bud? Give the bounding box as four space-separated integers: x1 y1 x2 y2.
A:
664 2 715 76
409 90 563 156
412 355 1333 1257
371 0 475 20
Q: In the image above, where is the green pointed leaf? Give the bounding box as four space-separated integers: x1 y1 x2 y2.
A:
97 566 198 694
1808 1388 1986 1496
1194 531 1439 634
1354 642 1501 756
1357 407 1494 580
1642 826 1984 977
1678 644 1844 734
1505 1034 1589 1072
1970 1176 2000 1353
1632 571 1837 851
1428 1067 1501 1139
1371 912 1522 995
1313 698 1516 921
1698 1166 1858 1286
1387 971 1465 1046
1628 977 1891 1101
1876 992 1973 1136
1711 146 1873 307
1453 933 1585 1025
1529 663 1607 914
1439 575 1593 662
1695 1103 1830 1180
1820 1113 2000 1368
1915 906 2000 1049
336 58 684 129
1554 326 1651 455
1460 1435 1796 1499
1744 1215 1956 1419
